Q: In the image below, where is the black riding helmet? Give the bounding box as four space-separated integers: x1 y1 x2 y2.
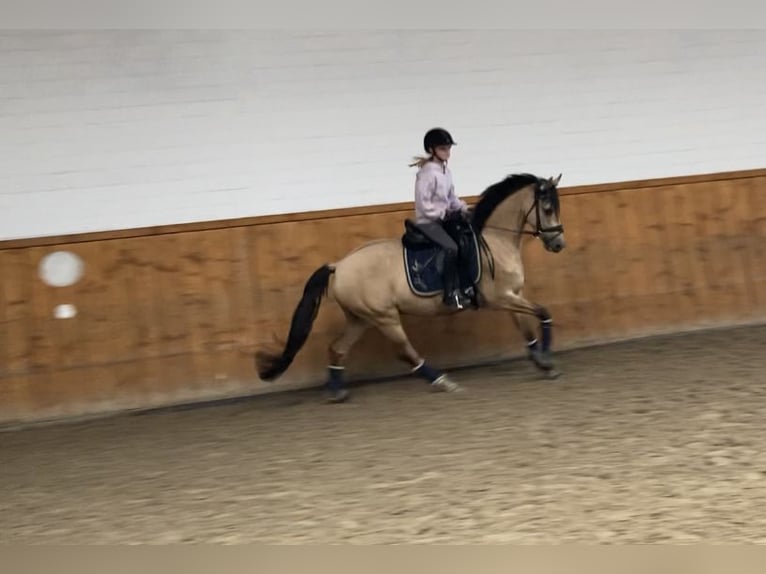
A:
423 128 456 153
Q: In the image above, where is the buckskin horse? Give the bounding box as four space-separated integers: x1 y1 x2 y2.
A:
256 172 566 402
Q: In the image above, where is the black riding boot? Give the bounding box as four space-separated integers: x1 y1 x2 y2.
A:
442 251 470 309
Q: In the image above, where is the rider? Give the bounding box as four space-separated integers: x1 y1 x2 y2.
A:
410 127 472 310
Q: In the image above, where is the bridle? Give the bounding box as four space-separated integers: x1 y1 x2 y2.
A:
471 179 565 282
485 181 564 240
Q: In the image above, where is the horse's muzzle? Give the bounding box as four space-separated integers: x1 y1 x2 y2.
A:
544 235 566 253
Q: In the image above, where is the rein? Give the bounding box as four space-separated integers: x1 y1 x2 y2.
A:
481 196 543 239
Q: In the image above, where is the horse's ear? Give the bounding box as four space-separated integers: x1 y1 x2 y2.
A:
551 173 562 186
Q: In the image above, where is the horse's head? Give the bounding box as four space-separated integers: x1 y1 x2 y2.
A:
472 172 566 253
528 174 566 253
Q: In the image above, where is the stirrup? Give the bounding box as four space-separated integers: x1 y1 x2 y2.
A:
444 290 465 310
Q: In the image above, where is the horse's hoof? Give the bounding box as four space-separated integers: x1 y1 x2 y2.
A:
430 375 463 393
529 350 554 371
543 369 562 380
325 389 350 403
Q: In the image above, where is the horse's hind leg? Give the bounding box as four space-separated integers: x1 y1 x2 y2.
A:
373 315 462 393
325 312 369 403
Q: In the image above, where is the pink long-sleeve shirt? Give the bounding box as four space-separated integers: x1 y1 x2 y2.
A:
413 160 468 223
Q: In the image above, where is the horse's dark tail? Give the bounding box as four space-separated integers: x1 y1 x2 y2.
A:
255 264 335 382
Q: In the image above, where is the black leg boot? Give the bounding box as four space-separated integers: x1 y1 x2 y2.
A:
442 251 467 309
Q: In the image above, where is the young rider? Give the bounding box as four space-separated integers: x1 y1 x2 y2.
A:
410 127 471 310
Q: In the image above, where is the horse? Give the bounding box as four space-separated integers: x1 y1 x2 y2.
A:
255 172 566 402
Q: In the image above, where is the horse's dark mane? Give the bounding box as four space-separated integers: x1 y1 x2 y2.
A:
471 173 541 233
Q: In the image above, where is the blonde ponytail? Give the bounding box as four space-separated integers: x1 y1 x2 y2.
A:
408 154 433 168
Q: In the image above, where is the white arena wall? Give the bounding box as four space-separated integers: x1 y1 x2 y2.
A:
1 29 765 241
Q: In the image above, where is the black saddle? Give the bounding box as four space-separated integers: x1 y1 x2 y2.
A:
402 219 435 248
401 212 474 250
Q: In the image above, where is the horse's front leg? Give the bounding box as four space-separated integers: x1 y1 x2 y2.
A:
495 290 561 379
511 311 543 358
